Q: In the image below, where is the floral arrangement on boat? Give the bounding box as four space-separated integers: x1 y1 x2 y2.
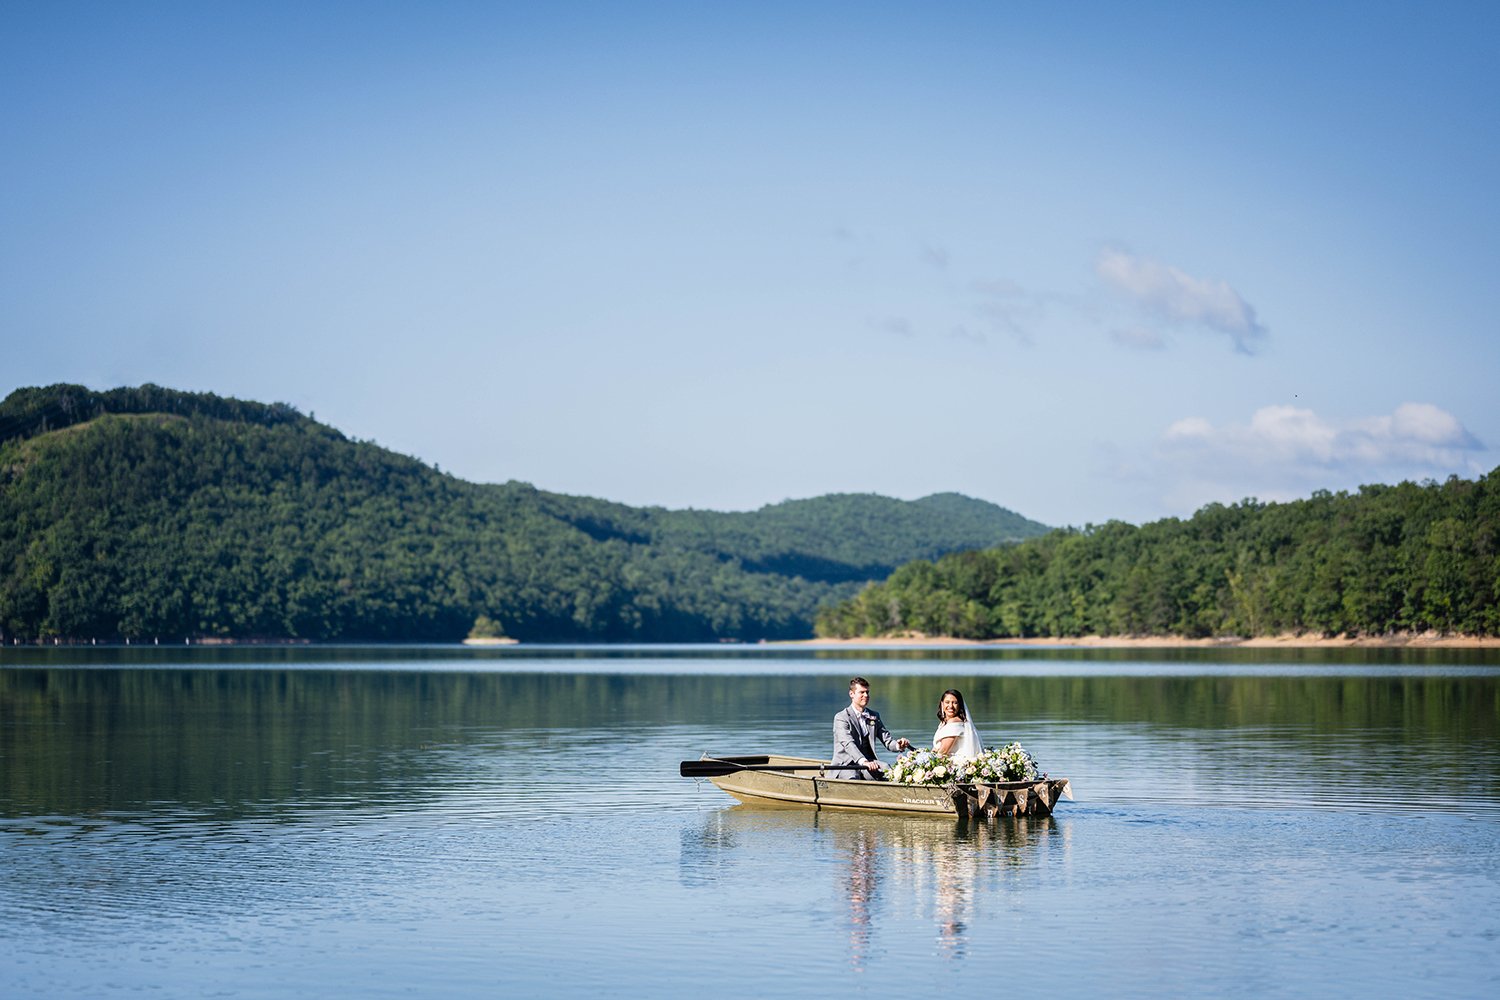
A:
960 743 1043 782
887 743 1044 785
886 749 958 785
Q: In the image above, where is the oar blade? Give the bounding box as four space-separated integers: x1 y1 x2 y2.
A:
680 760 740 778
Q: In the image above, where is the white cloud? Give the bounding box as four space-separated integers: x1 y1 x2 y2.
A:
1164 415 1215 440
1098 248 1266 354
1323 403 1481 471
1242 405 1340 461
1152 402 1487 509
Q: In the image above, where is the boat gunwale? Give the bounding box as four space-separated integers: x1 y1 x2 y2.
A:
699 753 1067 791
696 753 1071 816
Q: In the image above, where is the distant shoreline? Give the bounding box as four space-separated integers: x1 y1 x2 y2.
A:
790 631 1500 649
8 633 1495 649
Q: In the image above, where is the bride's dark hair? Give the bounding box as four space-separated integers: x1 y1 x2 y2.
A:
936 689 968 722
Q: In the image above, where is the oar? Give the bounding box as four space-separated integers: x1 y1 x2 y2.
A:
680 760 873 778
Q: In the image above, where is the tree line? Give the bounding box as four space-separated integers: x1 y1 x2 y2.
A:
0 384 1047 643
816 471 1500 639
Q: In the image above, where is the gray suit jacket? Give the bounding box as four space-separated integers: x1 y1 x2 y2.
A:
831 706 903 780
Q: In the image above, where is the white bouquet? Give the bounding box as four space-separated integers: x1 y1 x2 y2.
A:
886 748 959 785
958 743 1043 783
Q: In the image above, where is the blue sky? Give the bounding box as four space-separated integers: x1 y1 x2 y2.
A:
4 1 1496 526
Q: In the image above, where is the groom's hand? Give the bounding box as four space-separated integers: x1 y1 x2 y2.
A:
897 738 912 750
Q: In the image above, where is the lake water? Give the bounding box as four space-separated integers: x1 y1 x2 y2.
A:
2 644 1498 998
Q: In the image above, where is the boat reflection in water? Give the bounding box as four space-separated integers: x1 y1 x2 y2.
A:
681 805 1069 969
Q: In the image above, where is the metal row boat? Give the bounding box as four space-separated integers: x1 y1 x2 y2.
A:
685 754 1072 819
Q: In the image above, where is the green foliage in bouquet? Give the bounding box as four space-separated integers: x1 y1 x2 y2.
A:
886 749 959 785
960 743 1043 782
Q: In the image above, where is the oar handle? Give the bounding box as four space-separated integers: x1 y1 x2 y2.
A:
679 760 873 778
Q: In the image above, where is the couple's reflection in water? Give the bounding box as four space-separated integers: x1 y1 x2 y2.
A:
829 811 1062 965
682 805 1067 970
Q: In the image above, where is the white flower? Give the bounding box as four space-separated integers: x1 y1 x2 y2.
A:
958 743 1044 782
887 749 959 785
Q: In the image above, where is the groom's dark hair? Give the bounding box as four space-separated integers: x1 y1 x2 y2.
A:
849 676 870 691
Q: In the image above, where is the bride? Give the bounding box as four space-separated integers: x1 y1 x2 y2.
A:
932 689 983 763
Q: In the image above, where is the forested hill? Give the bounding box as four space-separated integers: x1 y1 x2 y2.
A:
0 384 1050 642
816 471 1500 640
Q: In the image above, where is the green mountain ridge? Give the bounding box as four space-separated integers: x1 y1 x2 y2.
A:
0 383 1051 642
817 471 1500 640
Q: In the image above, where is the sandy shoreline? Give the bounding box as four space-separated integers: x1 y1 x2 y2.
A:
790 631 1500 649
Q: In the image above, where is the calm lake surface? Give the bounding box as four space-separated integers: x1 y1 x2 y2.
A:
3 644 1498 998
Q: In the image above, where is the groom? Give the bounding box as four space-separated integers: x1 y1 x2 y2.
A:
831 676 912 779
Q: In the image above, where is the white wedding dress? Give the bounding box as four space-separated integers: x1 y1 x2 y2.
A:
933 717 983 763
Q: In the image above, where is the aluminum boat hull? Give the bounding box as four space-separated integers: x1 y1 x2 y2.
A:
698 754 1071 818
